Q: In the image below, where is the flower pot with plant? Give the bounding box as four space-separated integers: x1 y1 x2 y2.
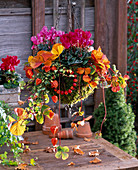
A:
0 55 22 106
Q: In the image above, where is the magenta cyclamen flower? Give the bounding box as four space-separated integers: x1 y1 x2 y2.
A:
60 29 94 49
0 55 20 71
31 26 65 49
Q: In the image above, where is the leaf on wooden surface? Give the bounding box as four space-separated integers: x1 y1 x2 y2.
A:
19 137 38 145
15 163 28 170
84 137 91 142
89 150 100 157
67 162 75 166
23 148 31 153
89 157 102 164
43 147 56 153
72 145 85 155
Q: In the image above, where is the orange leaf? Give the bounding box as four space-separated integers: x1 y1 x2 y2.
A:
44 60 52 67
84 137 91 142
72 145 85 155
83 75 91 82
30 55 43 69
89 81 97 88
68 162 75 166
89 150 100 157
89 157 101 164
44 147 56 153
23 148 31 153
85 68 91 75
71 122 78 131
36 78 42 85
15 163 28 170
77 68 85 74
51 138 58 146
52 95 58 103
37 51 53 62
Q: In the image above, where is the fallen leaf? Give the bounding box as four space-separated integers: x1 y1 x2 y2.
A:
89 150 100 157
15 163 28 170
84 137 91 142
23 148 31 153
19 137 38 145
89 157 102 164
44 147 56 153
68 162 75 166
72 145 85 155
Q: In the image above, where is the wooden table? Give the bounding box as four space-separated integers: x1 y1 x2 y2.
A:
1 130 138 170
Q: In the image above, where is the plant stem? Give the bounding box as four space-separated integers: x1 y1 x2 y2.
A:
100 85 107 132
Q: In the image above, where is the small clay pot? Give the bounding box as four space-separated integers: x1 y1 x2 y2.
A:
57 129 74 139
42 113 61 135
76 122 92 138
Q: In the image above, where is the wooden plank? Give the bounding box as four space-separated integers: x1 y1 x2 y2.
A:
94 0 127 109
32 0 45 36
0 0 31 8
32 0 45 130
81 0 85 30
67 0 72 32
53 0 59 29
0 8 31 16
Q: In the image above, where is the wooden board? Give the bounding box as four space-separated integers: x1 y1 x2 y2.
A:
1 131 138 170
0 8 32 79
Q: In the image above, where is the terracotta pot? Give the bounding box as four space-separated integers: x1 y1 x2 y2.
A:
76 122 92 138
57 129 74 139
42 113 61 135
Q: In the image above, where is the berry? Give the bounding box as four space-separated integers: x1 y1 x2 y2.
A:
60 91 64 95
64 91 68 95
56 90 60 94
71 86 75 90
73 83 77 87
73 79 78 82
68 89 72 93
74 75 77 78
51 66 57 71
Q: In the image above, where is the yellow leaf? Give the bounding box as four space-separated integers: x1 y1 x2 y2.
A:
51 43 64 56
28 56 33 63
10 120 26 136
8 115 16 122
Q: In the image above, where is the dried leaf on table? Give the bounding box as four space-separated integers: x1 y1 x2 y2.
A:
89 157 102 164
18 100 25 106
72 145 85 155
67 162 75 166
19 137 38 145
84 137 91 142
89 150 100 157
15 163 28 170
23 148 31 153
43 147 56 153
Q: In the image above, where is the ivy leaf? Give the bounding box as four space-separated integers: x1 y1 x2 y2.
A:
35 113 44 124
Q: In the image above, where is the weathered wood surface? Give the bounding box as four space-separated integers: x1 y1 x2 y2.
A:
0 8 32 79
1 131 138 170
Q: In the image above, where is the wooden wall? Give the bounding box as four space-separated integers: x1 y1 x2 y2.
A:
0 1 32 79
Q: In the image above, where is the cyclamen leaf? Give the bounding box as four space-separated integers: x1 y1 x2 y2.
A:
35 114 44 124
41 105 50 113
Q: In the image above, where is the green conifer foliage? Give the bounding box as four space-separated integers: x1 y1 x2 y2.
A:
92 87 137 157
